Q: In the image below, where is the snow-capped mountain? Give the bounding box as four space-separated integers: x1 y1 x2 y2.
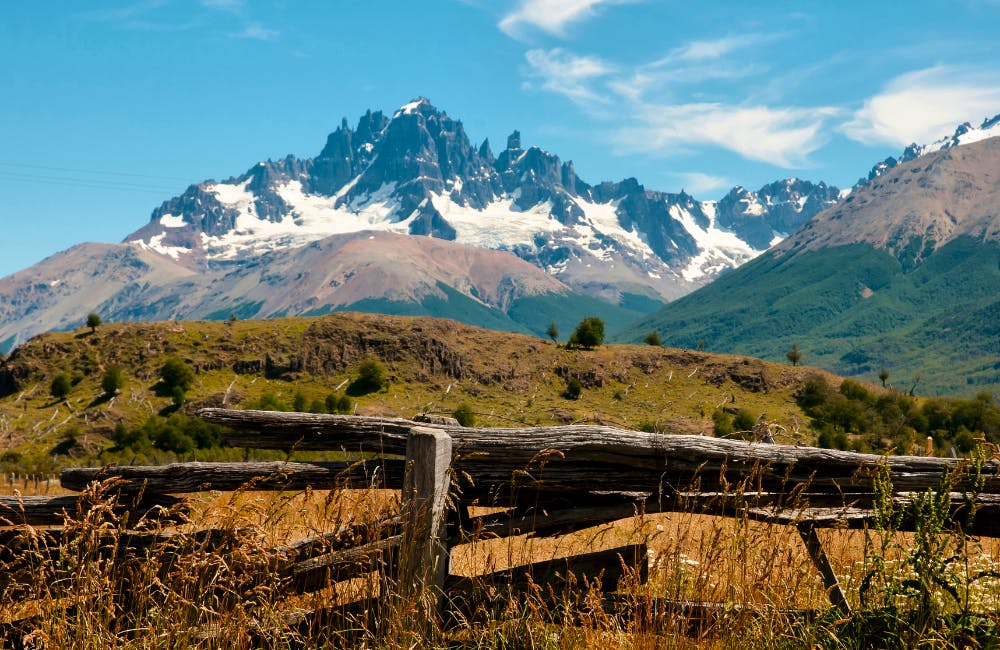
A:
856 113 1000 187
125 98 840 304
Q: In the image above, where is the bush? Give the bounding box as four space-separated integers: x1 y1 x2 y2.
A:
563 377 583 400
160 357 194 393
347 360 387 396
732 409 757 432
643 330 662 346
453 404 475 427
50 372 72 400
101 366 125 396
712 409 734 436
568 317 605 349
325 393 353 414
252 392 288 411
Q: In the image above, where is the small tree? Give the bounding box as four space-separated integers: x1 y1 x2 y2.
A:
50 373 72 401
569 317 605 350
159 357 194 406
643 330 662 346
546 321 559 343
347 360 387 396
101 366 125 396
878 368 890 388
453 403 476 427
86 312 102 334
563 377 583 400
786 343 802 366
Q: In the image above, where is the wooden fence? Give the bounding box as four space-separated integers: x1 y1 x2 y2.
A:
3 408 1000 642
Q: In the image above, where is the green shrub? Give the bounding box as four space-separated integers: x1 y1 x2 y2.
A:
50 373 72 400
453 403 475 427
347 360 387 396
563 377 583 400
712 409 734 436
732 409 756 432
101 366 125 396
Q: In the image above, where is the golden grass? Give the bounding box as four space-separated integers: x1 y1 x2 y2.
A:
4 474 1000 648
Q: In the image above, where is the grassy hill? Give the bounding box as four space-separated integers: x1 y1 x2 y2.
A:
0 312 837 474
622 238 1000 397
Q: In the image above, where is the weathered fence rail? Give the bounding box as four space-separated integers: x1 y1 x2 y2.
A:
4 407 1000 643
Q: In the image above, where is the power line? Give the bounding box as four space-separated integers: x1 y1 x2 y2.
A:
0 161 194 182
0 170 183 194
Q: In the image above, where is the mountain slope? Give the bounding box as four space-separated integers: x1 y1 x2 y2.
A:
623 136 1000 396
0 231 650 351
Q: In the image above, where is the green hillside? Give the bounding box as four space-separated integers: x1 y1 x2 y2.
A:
622 237 1000 396
0 312 836 474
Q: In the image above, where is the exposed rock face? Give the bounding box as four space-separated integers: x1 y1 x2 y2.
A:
716 180 842 250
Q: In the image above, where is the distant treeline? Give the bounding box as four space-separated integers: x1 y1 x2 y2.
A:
798 374 1000 453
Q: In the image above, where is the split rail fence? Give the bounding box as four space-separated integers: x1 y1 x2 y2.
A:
3 407 1000 642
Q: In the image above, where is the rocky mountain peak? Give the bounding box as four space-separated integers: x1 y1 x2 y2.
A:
783 135 1000 262
857 113 1000 187
121 99 842 308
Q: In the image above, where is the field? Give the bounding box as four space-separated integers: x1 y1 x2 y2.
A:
2 314 1000 647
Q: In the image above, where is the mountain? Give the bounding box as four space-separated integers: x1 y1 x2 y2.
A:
624 134 1000 396
124 98 837 302
0 98 838 351
855 113 1000 188
0 231 652 350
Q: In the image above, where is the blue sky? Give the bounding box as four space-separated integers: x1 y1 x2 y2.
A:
2 0 999 277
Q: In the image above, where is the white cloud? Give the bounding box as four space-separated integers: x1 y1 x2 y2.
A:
843 66 1000 146
668 34 772 62
672 172 732 195
616 103 839 168
500 0 635 38
231 22 279 40
523 48 616 105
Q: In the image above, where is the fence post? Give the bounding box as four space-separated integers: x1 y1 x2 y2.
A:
398 426 453 638
797 522 851 615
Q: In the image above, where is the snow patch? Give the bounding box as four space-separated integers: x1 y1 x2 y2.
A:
196 180 406 259
671 203 759 282
429 192 561 249
159 213 187 228
136 234 190 260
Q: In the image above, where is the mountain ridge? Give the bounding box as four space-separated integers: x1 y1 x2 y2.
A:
624 134 1000 396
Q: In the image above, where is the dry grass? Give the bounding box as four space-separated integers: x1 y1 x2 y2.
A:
4 460 1000 647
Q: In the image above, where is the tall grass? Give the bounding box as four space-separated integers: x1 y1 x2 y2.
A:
2 465 1000 648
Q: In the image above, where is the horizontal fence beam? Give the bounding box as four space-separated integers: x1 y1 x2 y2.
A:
61 460 405 494
0 494 184 527
199 408 1000 495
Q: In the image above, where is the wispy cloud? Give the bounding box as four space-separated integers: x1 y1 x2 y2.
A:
523 48 616 105
231 22 279 41
500 0 636 38
842 66 1000 146
617 103 838 168
522 38 838 168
